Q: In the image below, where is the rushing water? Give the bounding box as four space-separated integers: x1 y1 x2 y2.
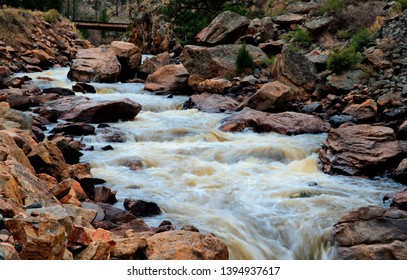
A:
18 68 404 260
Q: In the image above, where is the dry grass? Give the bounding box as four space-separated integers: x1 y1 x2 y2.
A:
319 33 340 49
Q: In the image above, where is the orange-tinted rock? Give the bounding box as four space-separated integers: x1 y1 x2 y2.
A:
220 107 330 135
4 216 66 260
239 81 302 112
342 99 378 123
139 52 171 79
74 240 111 260
391 189 407 210
144 64 190 94
68 46 121 83
110 41 142 81
196 78 233 94
0 242 20 260
145 230 229 260
111 237 147 259
319 124 403 176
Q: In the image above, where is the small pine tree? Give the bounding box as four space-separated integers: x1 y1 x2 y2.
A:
236 44 254 75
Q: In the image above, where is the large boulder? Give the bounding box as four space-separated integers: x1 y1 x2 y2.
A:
4 216 67 260
110 41 142 81
319 124 403 176
35 96 142 123
67 46 121 83
333 206 407 260
239 81 303 112
138 52 172 79
272 45 318 92
145 230 229 260
196 11 250 45
144 64 191 94
219 107 330 135
185 93 239 113
180 44 268 87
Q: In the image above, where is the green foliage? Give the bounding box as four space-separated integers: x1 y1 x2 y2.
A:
285 28 313 48
319 0 347 14
2 0 64 12
350 28 376 51
327 46 363 73
396 0 407 9
337 30 351 40
236 44 255 75
162 0 251 45
43 9 60 23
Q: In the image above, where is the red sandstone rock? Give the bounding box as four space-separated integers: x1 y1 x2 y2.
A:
144 64 191 94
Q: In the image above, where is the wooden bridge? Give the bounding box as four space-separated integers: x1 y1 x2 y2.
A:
73 21 131 32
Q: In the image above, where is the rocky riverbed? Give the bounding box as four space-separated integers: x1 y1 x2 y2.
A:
1 2 407 260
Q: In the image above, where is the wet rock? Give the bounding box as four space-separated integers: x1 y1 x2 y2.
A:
119 158 145 171
144 64 191 95
392 159 407 186
145 230 229 260
72 83 96 94
180 44 268 87
94 186 118 204
50 122 95 136
52 136 83 165
68 46 121 83
196 11 250 45
319 124 403 176
110 41 142 81
96 202 137 225
124 199 161 217
138 52 172 80
42 87 75 96
333 206 407 259
101 145 114 151
36 96 142 123
272 45 318 92
220 107 330 135
239 81 302 112
4 216 66 260
185 93 239 113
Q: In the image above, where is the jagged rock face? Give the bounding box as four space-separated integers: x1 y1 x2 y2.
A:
180 44 268 87
129 1 177 54
319 124 403 176
196 11 250 45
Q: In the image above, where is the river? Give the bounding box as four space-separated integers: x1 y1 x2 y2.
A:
18 67 403 260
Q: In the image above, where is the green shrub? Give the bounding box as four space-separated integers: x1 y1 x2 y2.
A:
320 0 347 14
327 47 363 73
44 9 60 23
396 0 407 9
350 28 376 51
286 28 313 48
236 44 255 75
337 30 351 40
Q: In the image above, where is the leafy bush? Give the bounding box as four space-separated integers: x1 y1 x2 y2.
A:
337 30 351 40
319 0 347 14
350 28 376 51
327 47 363 73
396 0 407 9
236 44 255 75
44 9 60 23
285 28 313 48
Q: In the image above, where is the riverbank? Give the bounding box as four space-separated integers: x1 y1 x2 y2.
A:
1 3 407 260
